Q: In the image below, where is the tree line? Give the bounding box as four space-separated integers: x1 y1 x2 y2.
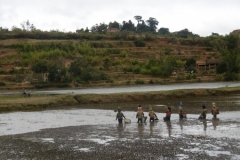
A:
0 15 199 39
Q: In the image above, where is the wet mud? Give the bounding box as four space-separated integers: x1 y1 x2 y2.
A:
1 94 240 159
1 109 240 159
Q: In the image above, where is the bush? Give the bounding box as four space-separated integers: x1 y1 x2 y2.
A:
35 82 50 89
56 83 70 88
134 39 146 47
135 79 144 84
0 82 6 86
149 79 154 84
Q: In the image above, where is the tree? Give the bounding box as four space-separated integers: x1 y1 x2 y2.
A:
108 21 120 29
97 23 108 33
134 15 142 31
68 60 82 77
103 58 110 70
146 17 159 32
31 61 48 73
185 58 196 72
158 27 170 35
121 20 135 31
136 20 150 32
48 64 61 82
85 27 89 32
214 34 240 80
21 20 36 31
134 15 142 25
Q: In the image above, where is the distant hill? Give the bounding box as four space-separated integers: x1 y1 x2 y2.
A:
0 32 223 90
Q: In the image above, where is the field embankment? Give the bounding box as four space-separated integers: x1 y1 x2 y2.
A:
0 87 240 113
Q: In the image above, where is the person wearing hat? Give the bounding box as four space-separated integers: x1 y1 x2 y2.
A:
179 102 186 119
136 106 144 123
148 106 156 122
164 103 172 121
116 107 125 124
138 104 142 111
211 102 219 118
199 102 207 119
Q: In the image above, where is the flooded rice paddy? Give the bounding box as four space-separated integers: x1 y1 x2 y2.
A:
1 107 240 159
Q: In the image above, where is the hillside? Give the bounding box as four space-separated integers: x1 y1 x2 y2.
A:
0 36 221 90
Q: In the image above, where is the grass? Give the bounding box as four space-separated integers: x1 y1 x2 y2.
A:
0 87 240 113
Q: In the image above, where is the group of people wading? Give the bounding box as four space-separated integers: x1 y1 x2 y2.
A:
116 101 219 124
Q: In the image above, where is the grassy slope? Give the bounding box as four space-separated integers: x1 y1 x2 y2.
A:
0 37 220 90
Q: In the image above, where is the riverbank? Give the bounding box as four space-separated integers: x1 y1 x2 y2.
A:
0 86 240 113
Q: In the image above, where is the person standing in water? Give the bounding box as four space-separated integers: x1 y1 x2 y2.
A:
164 103 172 121
199 102 207 119
116 107 125 124
179 102 186 119
211 102 219 119
136 107 144 123
148 106 156 122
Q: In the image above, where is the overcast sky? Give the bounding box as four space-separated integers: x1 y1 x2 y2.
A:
1 0 239 37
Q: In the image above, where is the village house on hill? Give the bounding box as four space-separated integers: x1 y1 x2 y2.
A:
196 59 219 71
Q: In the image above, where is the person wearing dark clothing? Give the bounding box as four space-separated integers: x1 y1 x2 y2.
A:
179 101 186 119
116 108 125 124
199 102 207 119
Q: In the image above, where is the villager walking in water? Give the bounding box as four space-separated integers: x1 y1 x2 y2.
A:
164 103 172 121
199 102 207 119
136 107 144 123
116 107 125 124
148 106 156 122
211 102 219 119
179 102 186 119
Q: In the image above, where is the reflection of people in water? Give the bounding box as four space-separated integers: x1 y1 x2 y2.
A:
212 118 219 130
166 121 172 136
149 121 155 135
117 123 126 137
202 120 207 131
179 119 185 130
137 123 145 135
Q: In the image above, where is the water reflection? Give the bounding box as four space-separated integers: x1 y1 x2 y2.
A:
149 122 155 135
165 121 172 136
137 123 145 135
202 120 207 131
212 118 219 130
178 119 185 131
117 123 125 137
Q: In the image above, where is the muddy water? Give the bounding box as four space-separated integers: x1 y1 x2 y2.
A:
1 109 240 159
1 93 240 159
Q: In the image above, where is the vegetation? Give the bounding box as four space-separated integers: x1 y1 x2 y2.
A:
0 17 239 89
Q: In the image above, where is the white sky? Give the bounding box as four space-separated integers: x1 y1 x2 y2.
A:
0 0 239 37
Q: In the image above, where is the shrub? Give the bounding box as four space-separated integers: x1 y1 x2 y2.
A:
135 79 144 84
35 82 50 89
56 83 70 88
149 79 154 84
134 39 146 47
0 82 6 86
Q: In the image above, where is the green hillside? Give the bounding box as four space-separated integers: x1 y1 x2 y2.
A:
0 31 239 90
